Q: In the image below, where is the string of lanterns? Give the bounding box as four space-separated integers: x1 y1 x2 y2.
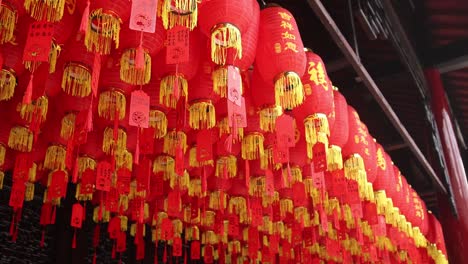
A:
0 0 448 263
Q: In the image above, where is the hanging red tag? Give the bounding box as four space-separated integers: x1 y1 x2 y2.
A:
73 111 89 145
23 22 54 62
79 168 95 195
282 240 292 260
350 203 363 219
91 54 101 97
275 115 295 148
9 183 26 209
265 169 275 196
49 170 68 199
40 203 53 226
346 180 360 205
292 226 303 246
116 168 131 195
151 172 164 197
250 198 263 227
312 169 325 190
329 170 346 199
363 202 378 225
71 203 84 228
175 144 184 176
373 215 386 237
191 241 200 260
173 237 183 257
136 158 150 192
303 227 315 247
248 227 259 258
166 26 190 64
140 127 155 155
228 214 239 237
13 153 33 183
106 188 119 213
196 130 213 163
292 182 306 207
227 97 247 128
227 66 242 106
116 231 126 253
204 245 214 263
108 217 121 239
130 0 158 33
312 142 327 172
96 161 112 192
167 191 181 217
273 143 289 164
136 240 145 260
269 235 279 254
129 90 150 128
319 207 328 232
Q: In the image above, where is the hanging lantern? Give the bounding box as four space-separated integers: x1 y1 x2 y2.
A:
198 0 255 65
119 20 165 85
373 143 395 192
43 145 67 170
8 125 33 152
326 89 348 172
143 78 168 139
1 42 25 101
215 99 244 140
242 114 264 161
255 5 306 109
24 0 68 22
61 41 97 97
84 0 131 54
0 0 25 44
160 0 198 30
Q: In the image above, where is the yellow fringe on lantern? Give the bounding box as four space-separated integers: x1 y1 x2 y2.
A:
44 145 67 170
189 101 216 130
170 170 189 190
274 72 304 109
98 90 126 120
115 150 133 170
119 196 129 211
210 23 242 65
228 241 242 255
8 126 33 152
93 206 110 223
280 199 293 218
228 196 247 221
24 182 35 201
173 219 183 236
0 4 16 44
149 110 168 139
17 96 48 123
161 0 198 30
0 144 5 168
0 69 17 101
304 113 330 143
201 210 216 228
24 0 65 22
77 156 97 173
208 191 226 211
43 189 61 206
306 132 328 160
160 75 188 109
85 9 121 54
48 41 61 73
153 155 175 179
188 179 202 197
189 146 214 167
60 113 76 141
0 171 4 189
259 106 283 132
241 133 264 160
215 155 237 178
249 177 266 197
184 226 200 241
28 162 37 182
120 48 151 85
62 63 92 97
260 146 281 170
120 216 128 232
282 166 302 188
327 145 343 171
217 117 244 140
163 130 187 156
102 127 127 155
75 183 93 201
212 66 243 98
130 223 146 237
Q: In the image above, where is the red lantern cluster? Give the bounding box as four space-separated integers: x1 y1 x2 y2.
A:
0 1 447 264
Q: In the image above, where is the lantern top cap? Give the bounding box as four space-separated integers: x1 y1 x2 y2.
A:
304 47 314 53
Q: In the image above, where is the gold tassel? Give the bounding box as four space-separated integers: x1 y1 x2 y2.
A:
0 144 6 167
115 150 133 170
102 127 127 155
281 166 302 188
188 179 202 197
274 72 304 109
259 106 283 132
212 66 242 98
215 155 237 178
217 117 244 139
85 9 121 54
306 132 328 160
188 101 216 130
279 199 293 218
28 162 37 182
24 182 35 201
0 171 4 189
260 146 281 170
344 154 365 180
210 23 242 65
24 0 65 22
163 130 187 156
44 145 67 170
78 156 97 173
189 146 214 167
75 183 93 201
153 155 175 180
62 63 92 97
149 110 168 139
8 126 33 152
241 132 264 160
161 0 198 30
201 211 216 228
17 96 48 123
98 90 126 120
0 4 17 44
160 74 188 109
304 113 330 143
327 145 343 171
120 48 151 85
48 41 61 73
130 223 146 237
120 216 128 231
208 191 226 211
0 69 17 101
60 112 76 141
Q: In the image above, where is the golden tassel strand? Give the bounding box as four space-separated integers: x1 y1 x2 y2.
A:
217 117 244 140
215 155 237 178
304 113 330 143
0 144 6 167
8 126 33 152
260 146 281 170
210 23 242 65
62 63 92 97
98 90 126 120
241 133 264 160
160 75 188 109
327 145 343 171
0 69 17 101
274 72 304 109
149 110 168 139
60 112 76 141
189 146 214 167
24 182 35 202
153 155 175 180
17 96 48 123
0 171 4 189
212 66 242 98
44 145 67 170
188 101 216 130
163 130 187 156
115 150 133 171
120 48 152 85
161 0 198 30
85 9 121 54
306 132 328 160
0 4 17 44
102 127 127 155
259 106 283 132
24 0 65 22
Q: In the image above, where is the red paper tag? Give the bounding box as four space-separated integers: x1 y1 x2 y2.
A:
167 191 181 217
129 0 158 33
108 217 121 239
191 241 201 260
292 226 303 246
270 235 279 254
129 90 150 128
136 240 145 260
265 169 275 196
282 240 292 259
172 237 183 256
136 158 150 192
227 97 247 127
319 207 328 232
292 182 306 207
161 218 174 240
49 170 68 199
275 115 295 148
116 168 131 195
106 188 119 213
204 245 214 263
227 66 242 106
96 161 112 192
346 180 360 205
151 172 164 197
23 22 54 62
312 142 327 172
9 183 26 208
13 153 33 183
248 227 259 258
71 203 84 228
312 169 325 190
250 198 263 227
350 203 363 219
196 130 213 162
73 111 89 145
79 169 95 195
166 26 189 64
140 128 155 155
329 170 346 199
91 54 101 97
363 202 378 225
303 227 316 247
228 214 240 237
175 144 184 176
116 231 127 252
273 143 289 164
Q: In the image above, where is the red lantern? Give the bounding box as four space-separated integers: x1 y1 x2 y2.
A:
427 212 447 256
327 89 348 171
198 0 255 65
1 41 26 101
255 5 306 109
373 143 395 192
143 78 168 139
0 0 26 44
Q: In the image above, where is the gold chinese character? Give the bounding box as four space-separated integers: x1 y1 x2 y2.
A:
376 148 386 170
280 21 293 31
284 42 298 53
274 43 282 54
281 31 296 40
307 62 328 90
278 12 292 21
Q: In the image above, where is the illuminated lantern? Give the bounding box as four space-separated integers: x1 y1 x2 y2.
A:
327 89 348 171
211 0 259 98
119 19 165 85
85 0 131 54
154 29 201 109
1 42 25 101
0 0 25 44
251 68 282 133
160 0 198 30
241 114 264 161
24 0 70 22
198 0 254 65
373 143 395 192
255 5 306 109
